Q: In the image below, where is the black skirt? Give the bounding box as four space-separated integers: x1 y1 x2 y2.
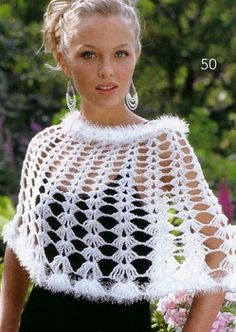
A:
19 285 152 332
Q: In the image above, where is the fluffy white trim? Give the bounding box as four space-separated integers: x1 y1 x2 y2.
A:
155 114 189 135
60 111 189 143
3 228 236 305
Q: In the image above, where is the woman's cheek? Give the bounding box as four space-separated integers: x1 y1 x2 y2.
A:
71 66 88 89
118 61 135 77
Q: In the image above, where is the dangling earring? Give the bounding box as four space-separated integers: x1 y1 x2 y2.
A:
66 80 77 112
125 81 139 111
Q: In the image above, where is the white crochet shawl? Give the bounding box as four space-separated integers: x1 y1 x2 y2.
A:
2 111 236 304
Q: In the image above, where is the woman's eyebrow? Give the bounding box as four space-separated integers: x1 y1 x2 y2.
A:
78 43 130 49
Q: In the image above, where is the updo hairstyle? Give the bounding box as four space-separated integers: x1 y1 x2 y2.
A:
41 0 143 72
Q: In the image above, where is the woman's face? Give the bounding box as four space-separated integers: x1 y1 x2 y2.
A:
57 14 140 113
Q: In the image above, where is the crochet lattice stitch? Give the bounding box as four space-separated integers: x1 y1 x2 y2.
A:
2 111 236 304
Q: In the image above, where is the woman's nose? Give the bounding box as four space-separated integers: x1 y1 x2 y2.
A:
98 60 114 78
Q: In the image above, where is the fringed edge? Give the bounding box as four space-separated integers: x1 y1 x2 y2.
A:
155 114 190 135
1 218 19 249
60 111 190 143
61 110 81 132
2 226 236 305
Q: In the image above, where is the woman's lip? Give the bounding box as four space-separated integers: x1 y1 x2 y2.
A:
96 85 118 89
96 86 118 95
96 83 118 89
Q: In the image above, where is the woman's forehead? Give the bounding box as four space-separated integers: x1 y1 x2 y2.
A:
69 15 135 46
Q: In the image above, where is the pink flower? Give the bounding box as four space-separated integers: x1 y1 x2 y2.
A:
218 179 234 224
31 122 43 133
157 291 193 327
157 292 236 331
225 292 236 302
210 312 236 332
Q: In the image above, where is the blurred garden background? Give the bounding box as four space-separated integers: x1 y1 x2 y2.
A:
0 0 236 330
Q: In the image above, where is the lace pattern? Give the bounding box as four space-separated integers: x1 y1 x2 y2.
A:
2 111 236 304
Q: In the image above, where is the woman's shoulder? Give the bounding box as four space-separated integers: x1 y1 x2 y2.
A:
27 123 62 151
28 112 189 145
153 114 190 135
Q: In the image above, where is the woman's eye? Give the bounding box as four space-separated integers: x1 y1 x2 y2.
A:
116 51 129 58
81 52 95 59
81 50 129 59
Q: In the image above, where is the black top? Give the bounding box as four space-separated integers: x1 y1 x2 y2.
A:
37 158 152 290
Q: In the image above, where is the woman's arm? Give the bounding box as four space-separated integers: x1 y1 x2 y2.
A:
181 214 227 332
181 179 227 332
182 290 225 332
0 247 31 332
0 133 41 332
159 128 230 332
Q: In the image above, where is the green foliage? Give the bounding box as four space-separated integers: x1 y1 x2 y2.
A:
0 0 49 23
151 309 169 332
0 0 235 200
0 196 15 233
0 3 13 18
0 196 15 263
135 1 236 202
222 302 236 316
0 13 66 195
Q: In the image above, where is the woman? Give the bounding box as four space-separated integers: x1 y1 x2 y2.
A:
0 1 235 331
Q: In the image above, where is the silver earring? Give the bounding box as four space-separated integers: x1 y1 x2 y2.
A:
125 81 139 111
66 81 77 112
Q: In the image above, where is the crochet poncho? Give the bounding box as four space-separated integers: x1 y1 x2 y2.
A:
2 111 236 304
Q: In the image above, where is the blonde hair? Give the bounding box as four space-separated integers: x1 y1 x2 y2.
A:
41 0 143 72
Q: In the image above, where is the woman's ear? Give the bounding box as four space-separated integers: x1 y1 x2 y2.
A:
54 51 71 77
